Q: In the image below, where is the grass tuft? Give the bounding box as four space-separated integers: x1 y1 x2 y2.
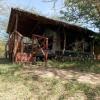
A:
64 80 100 100
48 60 100 73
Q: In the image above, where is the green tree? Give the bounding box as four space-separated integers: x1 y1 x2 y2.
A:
64 0 100 30
44 0 100 31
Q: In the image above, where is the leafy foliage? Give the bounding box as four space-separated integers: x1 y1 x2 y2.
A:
48 60 100 73
60 0 100 30
45 0 100 31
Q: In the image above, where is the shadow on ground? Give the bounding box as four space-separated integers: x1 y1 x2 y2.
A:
0 58 99 100
47 60 100 74
0 58 11 64
18 63 100 100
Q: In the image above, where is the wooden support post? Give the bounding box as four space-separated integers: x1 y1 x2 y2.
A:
20 37 23 63
82 39 85 53
13 31 23 63
45 38 48 67
63 32 66 54
12 14 18 63
21 37 23 53
8 32 14 61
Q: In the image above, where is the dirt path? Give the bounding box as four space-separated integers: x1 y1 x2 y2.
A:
20 65 100 86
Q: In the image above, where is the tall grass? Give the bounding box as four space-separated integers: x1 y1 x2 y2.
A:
0 40 5 57
64 80 97 100
48 60 100 73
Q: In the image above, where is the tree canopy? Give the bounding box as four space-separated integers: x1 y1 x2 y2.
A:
64 0 100 30
44 0 100 32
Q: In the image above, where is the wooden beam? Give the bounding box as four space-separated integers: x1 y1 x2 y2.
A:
33 34 48 39
44 38 48 67
14 14 18 32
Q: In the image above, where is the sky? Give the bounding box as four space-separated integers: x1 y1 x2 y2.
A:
0 0 63 40
1 0 63 16
6 0 56 15
0 0 63 29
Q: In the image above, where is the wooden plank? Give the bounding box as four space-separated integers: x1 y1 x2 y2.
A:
12 31 23 62
63 32 66 53
33 34 48 39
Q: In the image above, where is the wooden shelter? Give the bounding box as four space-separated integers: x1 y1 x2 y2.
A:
6 8 100 62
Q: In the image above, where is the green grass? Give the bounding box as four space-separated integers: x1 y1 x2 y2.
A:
0 60 22 75
0 58 100 99
0 58 22 82
48 60 100 73
64 80 98 100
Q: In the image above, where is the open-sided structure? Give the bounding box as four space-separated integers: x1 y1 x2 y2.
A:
6 8 100 63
